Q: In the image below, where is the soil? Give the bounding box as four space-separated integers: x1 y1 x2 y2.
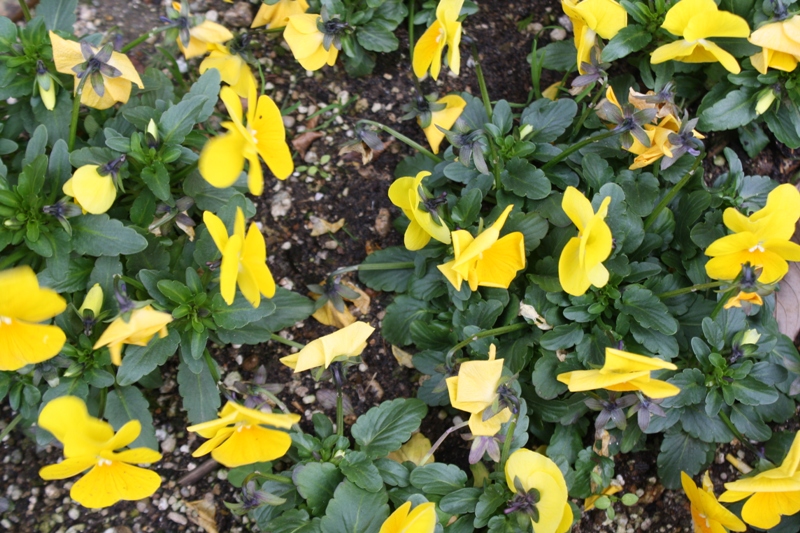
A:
2 0 798 532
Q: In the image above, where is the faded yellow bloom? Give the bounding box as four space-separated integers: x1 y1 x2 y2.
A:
413 0 463 80
749 15 800 74
723 291 763 309
199 43 257 98
284 14 339 71
388 433 435 466
584 483 622 511
388 171 451 251
63 165 117 214
172 1 234 60
505 449 573 533
562 0 628 73
379 501 437 533
93 305 173 365
251 0 309 29
280 321 375 373
421 94 466 154
682 471 746 533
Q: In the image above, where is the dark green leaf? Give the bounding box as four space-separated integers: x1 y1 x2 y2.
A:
358 247 416 292
117 329 180 386
657 430 714 489
72 214 148 256
520 98 578 143
615 285 678 335
319 480 389 533
698 89 757 131
409 463 467 495
38 0 78 32
177 359 220 424
351 398 427 458
294 462 343 516
211 293 277 330
601 25 652 62
340 451 383 492
105 386 158 449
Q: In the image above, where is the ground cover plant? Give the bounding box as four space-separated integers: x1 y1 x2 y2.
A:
1 0 800 531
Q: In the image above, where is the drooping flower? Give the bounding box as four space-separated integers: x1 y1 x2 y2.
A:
203 207 276 308
93 305 173 365
0 266 67 371
280 321 375 373
379 501 437 533
283 13 343 71
388 433 435 466
168 2 234 59
558 186 612 297
198 85 293 196
749 15 800 74
723 291 763 310
187 401 300 468
49 31 144 110
252 0 309 29
62 159 123 215
413 0 463 80
557 347 680 399
388 171 451 251
438 205 526 291
199 42 257 98
420 94 466 154
705 183 800 284
650 0 750 74
719 431 800 529
505 449 573 533
561 0 627 74
682 471 746 533
38 396 162 509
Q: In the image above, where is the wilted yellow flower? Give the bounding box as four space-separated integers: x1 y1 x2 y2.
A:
724 291 763 309
39 396 162 509
171 2 234 59
252 0 309 29
438 205 526 292
561 0 627 73
505 449 573 533
749 15 800 74
199 85 293 196
388 171 451 251
49 31 144 110
542 81 564 100
203 208 276 308
413 0 463 80
62 165 117 215
557 347 680 399
199 43 257 98
558 186 612 296
420 94 466 154
720 431 800 529
650 0 750 74
379 501 437 533
682 471 746 533
0 266 67 371
187 401 300 468
705 183 800 284
280 321 375 373
284 14 339 71
388 433 435 466
584 483 622 511
79 284 104 317
93 305 173 365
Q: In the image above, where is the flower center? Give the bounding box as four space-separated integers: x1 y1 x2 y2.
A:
250 128 258 145
748 242 765 253
237 424 252 432
0 316 11 325
97 458 113 467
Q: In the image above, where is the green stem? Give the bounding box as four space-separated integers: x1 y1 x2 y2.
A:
97 387 108 419
68 74 90 151
469 43 503 190
500 411 519 468
120 31 154 54
203 349 221 383
257 387 292 415
336 390 344 438
657 281 724 299
172 161 198 181
718 410 765 460
156 45 189 93
408 0 416 62
330 261 415 277
445 322 528 367
529 37 541 102
571 83 607 139
419 420 469 466
16 0 31 21
0 247 28 270
270 333 305 350
711 288 737 320
540 130 618 171
244 471 293 485
358 120 441 162
643 152 705 231
0 414 22 442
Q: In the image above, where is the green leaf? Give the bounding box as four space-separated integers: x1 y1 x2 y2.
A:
615 285 678 335
439 487 482 514
536 40 578 72
105 386 158 449
730 404 771 441
358 247 416 292
679 404 735 443
267 510 322 533
601 25 652 62
71 215 148 256
116 329 180 386
381 296 430 346
698 88 757 131
409 463 467 495
617 171 659 217
294 462 343 516
452 188 483 227
531 352 568 400
351 398 427 458
160 96 207 144
177 359 220 424
186 68 222 123
141 162 171 201
38 0 78 32
373 458 409 487
211 293 277 330
629 322 678 358
520 98 578 143
357 22 399 52
540 323 584 351
764 100 800 149
0 17 17 46
157 279 193 305
730 376 779 406
662 368 705 408
474 483 508 528
657 430 714 489
500 158 551 200
492 100 513 135
261 288 315 332
340 451 383 492
319 480 389 533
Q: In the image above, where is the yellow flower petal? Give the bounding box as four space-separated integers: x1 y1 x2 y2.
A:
70 461 161 508
210 425 293 467
199 130 247 189
251 94 294 180
421 95 466 154
660 0 719 36
67 165 117 214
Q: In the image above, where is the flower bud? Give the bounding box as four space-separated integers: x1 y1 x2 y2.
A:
146 119 159 146
755 89 776 115
79 284 104 318
36 61 56 110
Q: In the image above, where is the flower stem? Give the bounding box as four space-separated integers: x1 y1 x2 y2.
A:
16 0 31 21
711 288 737 320
445 322 528 367
97 387 108 419
156 45 189 93
203 349 221 383
0 413 22 442
269 333 305 350
656 281 724 299
120 31 153 54
470 42 503 190
540 129 618 171
571 82 607 139
500 411 519 468
244 471 294 485
336 390 344 438
357 119 441 162
329 261 415 277
419 420 469 466
408 0 416 62
643 152 705 231
68 74 90 151
718 410 765 460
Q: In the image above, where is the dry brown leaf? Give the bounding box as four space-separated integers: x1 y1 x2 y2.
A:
775 185 800 342
392 345 415 369
374 208 391 237
291 131 323 158
308 216 345 237
185 494 218 533
343 280 370 315
312 299 357 328
338 138 394 165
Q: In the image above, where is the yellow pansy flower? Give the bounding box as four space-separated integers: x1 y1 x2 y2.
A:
505 449 573 533
438 205 526 292
723 291 763 310
388 433 435 466
49 31 144 110
705 183 800 284
38 396 162 509
720 431 800 529
626 113 678 170
0 266 67 371
420 94 466 154
252 0 309 29
93 305 173 366
62 165 117 215
682 471 746 533
187 401 300 468
178 20 234 59
199 43 257 98
388 171 452 251
413 0 463 80
749 15 800 74
203 208 276 308
650 0 750 74
557 347 680 399
379 501 437 533
280 321 375 373
558 186 612 297
284 14 339 71
561 0 627 73
199 85 293 196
